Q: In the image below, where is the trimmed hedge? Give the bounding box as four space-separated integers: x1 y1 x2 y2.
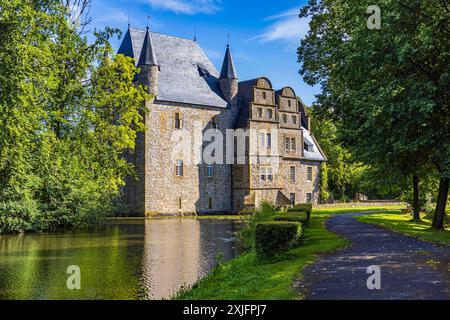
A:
273 211 308 222
287 203 312 221
255 222 302 260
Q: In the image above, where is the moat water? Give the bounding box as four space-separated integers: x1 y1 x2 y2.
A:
0 218 242 300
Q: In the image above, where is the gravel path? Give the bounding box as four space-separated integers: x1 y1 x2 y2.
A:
296 212 450 300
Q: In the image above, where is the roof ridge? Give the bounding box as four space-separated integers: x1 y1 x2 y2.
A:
129 27 197 43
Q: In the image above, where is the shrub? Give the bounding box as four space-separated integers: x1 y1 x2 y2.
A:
274 211 307 221
237 202 278 251
287 203 312 220
255 222 302 260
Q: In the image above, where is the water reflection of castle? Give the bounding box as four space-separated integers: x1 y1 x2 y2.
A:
141 219 239 299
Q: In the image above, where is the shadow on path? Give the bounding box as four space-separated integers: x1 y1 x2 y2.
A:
296 212 450 300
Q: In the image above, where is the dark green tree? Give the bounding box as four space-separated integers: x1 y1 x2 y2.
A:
0 0 148 233
298 0 449 228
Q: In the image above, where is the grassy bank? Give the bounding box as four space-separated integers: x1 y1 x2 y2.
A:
174 204 406 300
357 210 450 246
175 213 349 300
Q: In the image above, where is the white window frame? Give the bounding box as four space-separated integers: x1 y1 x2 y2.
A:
260 167 274 182
307 166 313 181
176 160 183 177
289 166 296 182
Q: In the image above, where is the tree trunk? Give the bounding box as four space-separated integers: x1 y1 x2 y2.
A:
432 177 449 230
412 175 421 221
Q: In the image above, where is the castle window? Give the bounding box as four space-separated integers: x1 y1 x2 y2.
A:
259 133 265 147
282 114 287 123
290 193 295 205
287 100 291 108
307 166 313 181
257 108 263 118
266 133 272 148
267 108 273 118
304 141 314 152
292 115 297 124
207 164 213 178
259 132 271 148
177 197 182 209
260 167 273 182
290 166 296 182
285 137 295 151
174 112 182 129
306 193 312 203
262 91 267 100
176 160 183 177
208 197 213 209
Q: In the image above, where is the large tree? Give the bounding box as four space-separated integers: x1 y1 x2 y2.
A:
0 0 148 233
298 0 449 228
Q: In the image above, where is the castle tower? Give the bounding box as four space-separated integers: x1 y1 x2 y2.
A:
137 27 160 97
219 44 238 103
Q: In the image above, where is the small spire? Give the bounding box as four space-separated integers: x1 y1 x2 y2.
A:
194 27 197 42
128 15 131 28
138 24 159 67
219 41 237 80
227 33 230 47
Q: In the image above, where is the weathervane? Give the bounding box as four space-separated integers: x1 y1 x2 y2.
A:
147 15 151 30
227 33 230 47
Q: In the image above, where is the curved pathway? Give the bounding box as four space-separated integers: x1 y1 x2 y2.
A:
296 212 450 300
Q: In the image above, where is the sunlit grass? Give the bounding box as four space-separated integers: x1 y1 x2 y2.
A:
357 210 450 246
174 214 349 300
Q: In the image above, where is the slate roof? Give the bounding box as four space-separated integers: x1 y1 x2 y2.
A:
118 27 227 108
138 28 159 67
219 45 238 80
303 128 326 161
234 79 260 128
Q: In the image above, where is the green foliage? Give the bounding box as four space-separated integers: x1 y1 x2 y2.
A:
237 202 278 251
319 163 330 203
274 212 308 223
175 213 349 300
288 204 312 214
255 222 302 260
0 1 148 233
298 0 449 213
310 110 369 200
287 203 312 221
357 211 449 246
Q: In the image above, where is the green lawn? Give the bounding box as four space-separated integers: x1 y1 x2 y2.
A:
174 213 349 300
357 210 450 246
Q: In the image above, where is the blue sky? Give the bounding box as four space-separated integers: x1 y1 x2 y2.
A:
88 0 319 105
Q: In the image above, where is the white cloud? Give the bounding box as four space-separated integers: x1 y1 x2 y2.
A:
146 0 222 15
250 8 310 47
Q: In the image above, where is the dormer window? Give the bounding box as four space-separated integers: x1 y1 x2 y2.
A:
262 91 267 100
304 141 314 152
287 100 291 108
